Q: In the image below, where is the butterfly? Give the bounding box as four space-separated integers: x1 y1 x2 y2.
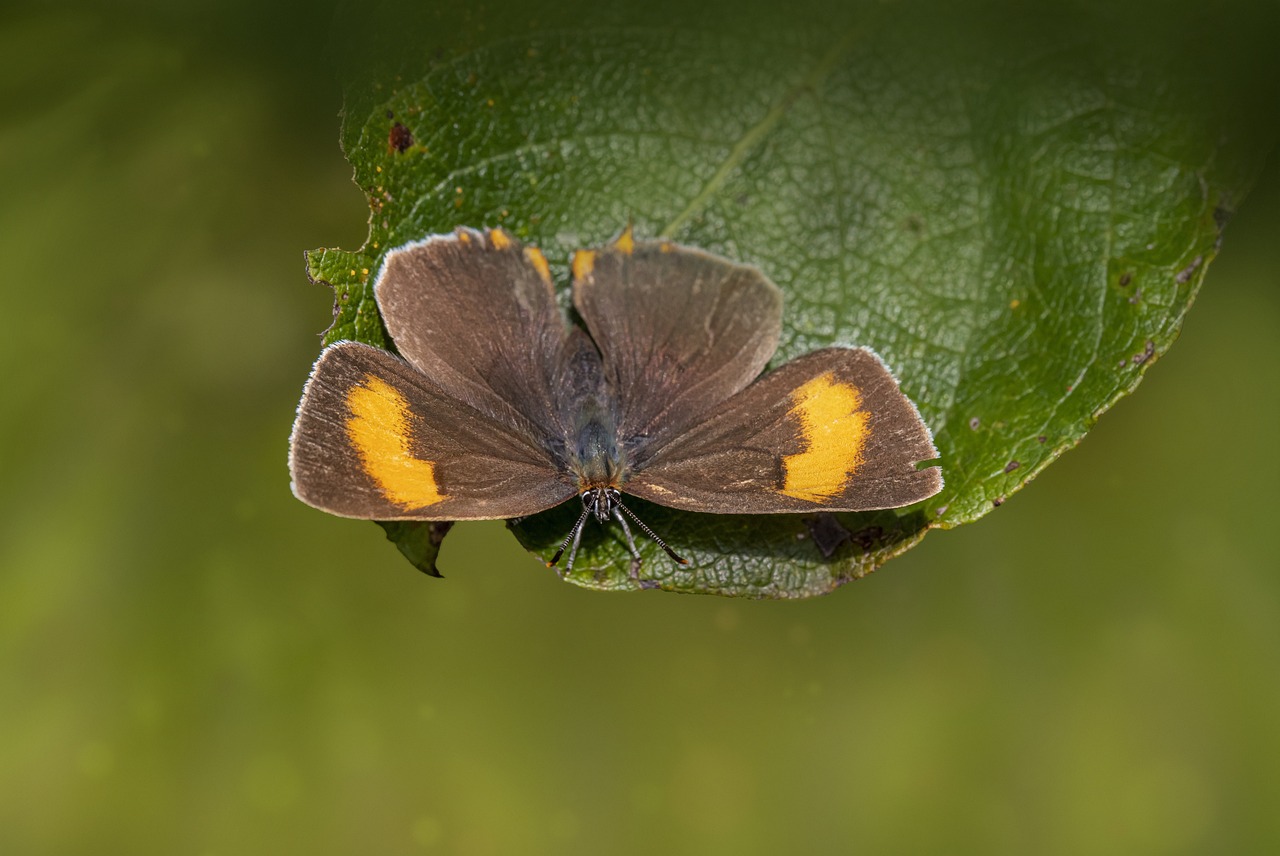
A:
289 226 942 573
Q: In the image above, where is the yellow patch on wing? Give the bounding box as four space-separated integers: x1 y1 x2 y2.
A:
524 247 552 284
572 249 596 281
780 373 869 502
614 225 635 254
488 228 512 249
346 375 448 509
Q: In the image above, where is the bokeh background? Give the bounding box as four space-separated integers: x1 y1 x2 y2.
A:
2 2 1277 854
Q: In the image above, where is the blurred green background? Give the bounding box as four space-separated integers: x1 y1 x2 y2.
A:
2 2 1277 854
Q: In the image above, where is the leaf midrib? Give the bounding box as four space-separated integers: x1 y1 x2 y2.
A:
659 25 866 238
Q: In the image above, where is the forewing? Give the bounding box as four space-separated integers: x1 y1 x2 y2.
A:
624 347 942 514
289 342 576 521
375 227 568 435
571 232 782 455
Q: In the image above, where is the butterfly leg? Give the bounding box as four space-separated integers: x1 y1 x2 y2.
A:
562 522 587 574
610 507 648 584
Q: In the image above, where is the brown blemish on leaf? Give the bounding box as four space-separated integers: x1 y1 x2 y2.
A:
851 524 887 552
1175 255 1203 284
1132 339 1156 365
388 122 414 154
1004 460 1020 473
429 521 454 547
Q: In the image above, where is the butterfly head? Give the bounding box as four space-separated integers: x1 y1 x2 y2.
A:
548 485 688 575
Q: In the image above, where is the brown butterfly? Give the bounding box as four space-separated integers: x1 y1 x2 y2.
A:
289 227 942 571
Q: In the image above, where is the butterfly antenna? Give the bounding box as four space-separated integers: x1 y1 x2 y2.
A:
615 499 689 565
548 505 591 569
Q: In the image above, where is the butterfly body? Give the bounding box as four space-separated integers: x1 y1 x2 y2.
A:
559 347 626 493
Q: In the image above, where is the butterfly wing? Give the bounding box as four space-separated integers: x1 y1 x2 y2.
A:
289 342 576 520
622 347 942 514
374 227 569 437
571 233 782 463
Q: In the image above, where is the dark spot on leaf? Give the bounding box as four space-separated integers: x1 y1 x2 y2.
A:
1213 203 1233 233
388 122 414 154
969 416 980 430
429 521 454 547
385 109 394 120
1175 255 1203 283
1132 339 1155 365
851 524 886 552
903 214 924 235
992 497 1005 507
1037 435 1047 444
805 514 852 558
1004 460 1020 473
1119 272 1132 287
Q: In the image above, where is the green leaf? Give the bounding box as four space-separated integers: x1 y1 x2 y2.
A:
378 520 454 578
305 0 1272 597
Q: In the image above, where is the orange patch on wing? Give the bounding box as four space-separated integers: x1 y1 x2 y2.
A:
780 373 869 502
488 228 512 250
524 247 552 284
572 249 596 281
346 375 448 509
614 225 635 254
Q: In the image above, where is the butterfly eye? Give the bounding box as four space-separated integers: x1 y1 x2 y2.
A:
580 488 610 521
